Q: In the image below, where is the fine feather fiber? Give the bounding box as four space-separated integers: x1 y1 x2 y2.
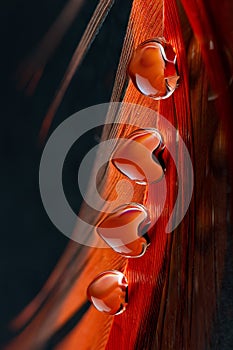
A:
3 0 233 349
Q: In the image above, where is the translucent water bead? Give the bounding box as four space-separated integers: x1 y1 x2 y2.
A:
97 203 150 258
112 128 165 184
128 38 179 99
87 270 128 315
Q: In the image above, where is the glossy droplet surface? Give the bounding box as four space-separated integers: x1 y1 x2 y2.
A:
128 38 179 99
87 270 128 315
112 128 165 184
97 203 150 257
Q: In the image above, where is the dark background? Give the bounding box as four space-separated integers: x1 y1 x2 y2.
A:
0 0 232 348
0 0 131 340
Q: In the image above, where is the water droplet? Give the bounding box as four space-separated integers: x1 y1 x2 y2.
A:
97 203 150 257
128 38 179 99
112 128 165 184
87 270 128 315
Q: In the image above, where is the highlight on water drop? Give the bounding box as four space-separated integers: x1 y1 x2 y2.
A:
96 203 151 258
128 38 179 99
87 270 128 315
